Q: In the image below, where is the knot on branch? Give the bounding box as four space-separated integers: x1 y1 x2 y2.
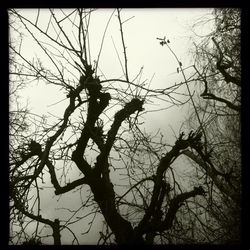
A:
66 88 76 98
80 64 102 96
115 98 144 120
194 186 206 196
85 78 102 96
28 140 42 155
99 92 111 109
175 130 203 151
79 63 95 81
124 98 144 112
84 63 95 76
87 92 110 119
187 130 203 149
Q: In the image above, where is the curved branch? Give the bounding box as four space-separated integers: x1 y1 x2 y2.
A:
45 159 89 195
182 149 240 204
135 131 203 235
212 37 240 86
12 195 61 245
202 92 240 112
116 176 154 204
139 186 205 235
93 98 144 176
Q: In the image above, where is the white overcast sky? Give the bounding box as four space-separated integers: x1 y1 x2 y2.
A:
13 8 214 140
10 8 215 244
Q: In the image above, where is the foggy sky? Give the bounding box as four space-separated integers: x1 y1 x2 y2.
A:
10 8 214 244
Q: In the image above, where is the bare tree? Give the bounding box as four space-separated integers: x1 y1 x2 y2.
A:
9 8 240 245
176 8 241 243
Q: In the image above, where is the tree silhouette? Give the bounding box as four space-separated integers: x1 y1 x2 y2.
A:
180 8 241 243
9 8 241 245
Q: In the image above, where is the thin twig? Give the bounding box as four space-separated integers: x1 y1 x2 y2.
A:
117 9 129 82
95 9 116 76
160 37 208 153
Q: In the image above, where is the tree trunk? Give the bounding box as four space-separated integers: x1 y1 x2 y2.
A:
90 177 144 244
